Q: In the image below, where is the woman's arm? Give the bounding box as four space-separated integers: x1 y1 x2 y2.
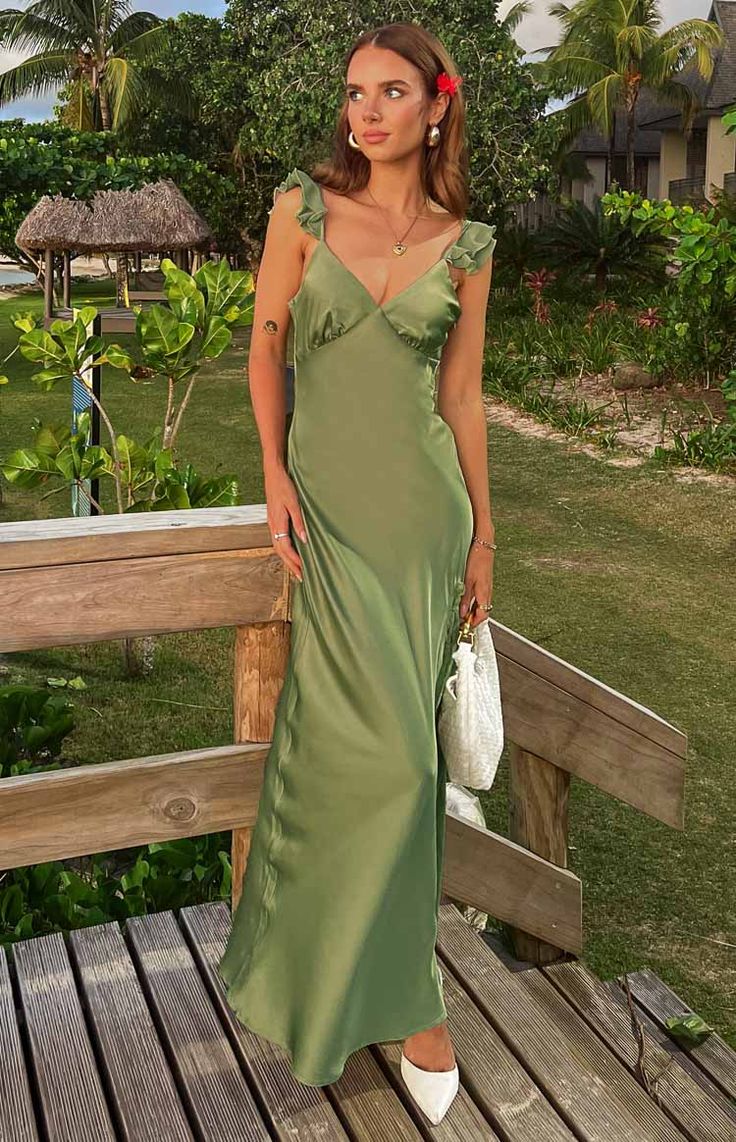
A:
248 187 309 581
436 258 495 621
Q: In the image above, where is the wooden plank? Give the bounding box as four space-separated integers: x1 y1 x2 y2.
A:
515 964 687 1142
496 651 685 828
443 809 583 955
601 980 736 1128
616 968 736 1102
0 506 271 570
0 548 287 651
433 954 576 1139
0 744 267 870
436 904 681 1142
325 1050 427 1140
195 887 496 1136
543 960 736 1142
0 945 39 1142
125 910 268 1141
68 922 194 1141
13 931 116 1141
180 902 349 1142
0 754 581 961
374 1039 502 1138
491 618 686 757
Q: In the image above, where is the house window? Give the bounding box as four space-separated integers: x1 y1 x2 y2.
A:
686 129 707 181
609 154 650 193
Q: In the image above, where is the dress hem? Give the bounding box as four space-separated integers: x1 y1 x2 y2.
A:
218 970 448 1087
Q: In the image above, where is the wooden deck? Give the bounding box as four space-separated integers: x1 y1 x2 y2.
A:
2 901 734 1142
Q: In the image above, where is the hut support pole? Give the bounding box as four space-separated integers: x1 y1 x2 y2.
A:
115 254 130 308
44 248 53 321
63 252 71 307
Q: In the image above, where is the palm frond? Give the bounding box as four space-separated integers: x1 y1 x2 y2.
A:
20 0 97 39
102 53 140 127
501 0 531 33
587 72 623 136
544 51 613 90
0 10 79 53
109 10 163 53
654 79 697 131
0 50 74 104
112 18 167 61
550 93 597 146
616 24 656 60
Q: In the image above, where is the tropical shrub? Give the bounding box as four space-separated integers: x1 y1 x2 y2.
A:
0 257 253 512
602 189 736 385
536 199 668 292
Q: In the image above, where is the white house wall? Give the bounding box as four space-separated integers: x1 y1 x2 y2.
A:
705 115 736 198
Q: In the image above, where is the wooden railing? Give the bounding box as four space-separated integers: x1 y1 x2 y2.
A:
668 177 707 205
0 507 687 964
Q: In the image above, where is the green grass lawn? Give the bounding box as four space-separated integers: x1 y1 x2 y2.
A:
1 285 734 1049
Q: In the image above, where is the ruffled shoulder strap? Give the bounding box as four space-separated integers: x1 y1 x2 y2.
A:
446 220 497 274
270 167 327 240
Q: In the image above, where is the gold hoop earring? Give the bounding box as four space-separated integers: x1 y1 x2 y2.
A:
348 130 362 150
427 124 441 147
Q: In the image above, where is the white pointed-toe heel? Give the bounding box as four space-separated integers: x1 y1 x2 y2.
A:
400 964 458 1126
400 1050 459 1125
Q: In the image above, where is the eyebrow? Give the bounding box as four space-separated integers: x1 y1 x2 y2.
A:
345 79 411 90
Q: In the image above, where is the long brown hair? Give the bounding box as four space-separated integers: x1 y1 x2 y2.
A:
311 23 470 221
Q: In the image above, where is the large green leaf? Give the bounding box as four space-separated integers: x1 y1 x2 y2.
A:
136 304 195 357
201 315 231 358
19 329 67 366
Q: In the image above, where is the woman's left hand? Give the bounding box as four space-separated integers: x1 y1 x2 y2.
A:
459 544 495 627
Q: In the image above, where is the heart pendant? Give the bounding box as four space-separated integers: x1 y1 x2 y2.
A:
392 243 407 255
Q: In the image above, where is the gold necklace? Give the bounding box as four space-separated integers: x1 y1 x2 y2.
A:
365 185 430 256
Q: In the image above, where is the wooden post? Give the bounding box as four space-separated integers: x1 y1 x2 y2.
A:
44 248 53 321
231 614 292 912
63 251 71 307
507 743 571 964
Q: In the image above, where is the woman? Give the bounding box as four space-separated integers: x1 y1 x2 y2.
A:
217 21 497 1125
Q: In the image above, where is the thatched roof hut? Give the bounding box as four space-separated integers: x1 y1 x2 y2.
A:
15 179 213 253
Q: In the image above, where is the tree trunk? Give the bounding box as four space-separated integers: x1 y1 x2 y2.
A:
115 253 129 308
608 111 616 189
626 107 636 191
99 84 111 131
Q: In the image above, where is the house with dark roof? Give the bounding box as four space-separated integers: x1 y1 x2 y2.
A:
557 0 735 206
640 0 736 201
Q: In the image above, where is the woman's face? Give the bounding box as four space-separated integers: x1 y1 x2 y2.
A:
345 45 448 159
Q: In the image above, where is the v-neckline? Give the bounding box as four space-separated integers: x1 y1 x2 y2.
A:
312 178 468 310
318 226 468 311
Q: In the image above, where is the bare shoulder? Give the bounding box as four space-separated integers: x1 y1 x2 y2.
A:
270 184 303 220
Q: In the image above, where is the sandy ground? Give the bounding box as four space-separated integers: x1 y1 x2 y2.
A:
483 376 734 487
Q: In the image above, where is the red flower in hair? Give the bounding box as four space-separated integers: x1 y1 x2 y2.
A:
436 71 463 97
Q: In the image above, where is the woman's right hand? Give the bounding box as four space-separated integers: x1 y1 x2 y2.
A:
265 462 308 583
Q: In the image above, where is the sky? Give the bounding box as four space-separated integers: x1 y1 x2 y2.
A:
0 0 714 122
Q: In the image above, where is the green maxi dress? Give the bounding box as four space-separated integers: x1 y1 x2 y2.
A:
217 167 496 1086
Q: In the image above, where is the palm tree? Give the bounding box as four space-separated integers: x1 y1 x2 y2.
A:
0 0 187 131
538 0 724 191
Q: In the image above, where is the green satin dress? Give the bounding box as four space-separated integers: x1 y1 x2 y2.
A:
217 167 496 1086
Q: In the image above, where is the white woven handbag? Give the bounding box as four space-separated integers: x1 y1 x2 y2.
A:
438 613 504 790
